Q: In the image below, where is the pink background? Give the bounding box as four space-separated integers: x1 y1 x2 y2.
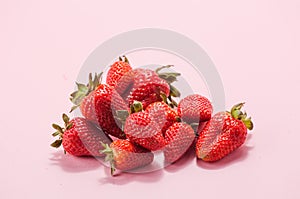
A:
1 0 299 198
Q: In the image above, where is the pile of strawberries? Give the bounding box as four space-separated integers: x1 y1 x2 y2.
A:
51 56 253 175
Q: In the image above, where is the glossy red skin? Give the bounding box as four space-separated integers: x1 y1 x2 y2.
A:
106 61 132 88
62 117 112 156
115 68 170 109
94 84 129 139
196 112 247 162
124 102 178 151
124 111 166 151
178 94 212 124
111 140 154 171
146 102 178 135
80 91 98 123
163 122 195 164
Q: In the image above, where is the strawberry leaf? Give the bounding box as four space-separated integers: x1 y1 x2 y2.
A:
69 73 102 111
230 103 254 131
52 131 61 137
50 139 62 148
155 65 181 98
66 122 73 130
62 114 69 124
243 117 254 130
170 85 181 97
52 123 63 133
115 110 129 121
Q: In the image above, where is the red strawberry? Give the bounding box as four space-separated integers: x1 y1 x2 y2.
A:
101 140 154 175
51 114 112 156
178 94 213 124
124 101 178 151
70 73 102 123
94 84 129 139
196 103 253 162
146 101 179 135
124 110 166 151
70 57 131 123
69 72 128 138
106 56 132 88
163 122 195 164
115 68 170 108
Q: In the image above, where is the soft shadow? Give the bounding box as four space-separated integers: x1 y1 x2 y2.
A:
164 142 196 173
196 145 254 170
49 151 103 172
99 167 164 185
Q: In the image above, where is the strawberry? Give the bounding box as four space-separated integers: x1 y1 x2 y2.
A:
163 122 195 164
94 84 129 139
70 73 102 123
70 57 131 123
124 110 166 151
51 114 112 156
146 101 179 135
101 140 154 175
124 101 178 151
115 68 170 109
177 94 213 124
70 72 128 139
106 56 132 88
196 103 253 162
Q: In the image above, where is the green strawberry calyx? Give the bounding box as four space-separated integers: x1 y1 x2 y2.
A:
230 102 254 130
50 114 73 148
130 101 143 113
100 142 116 176
114 101 142 132
69 72 102 112
155 65 181 98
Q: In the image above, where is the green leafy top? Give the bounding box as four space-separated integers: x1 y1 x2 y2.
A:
100 142 116 176
50 114 73 148
230 102 254 130
69 73 102 112
155 65 181 108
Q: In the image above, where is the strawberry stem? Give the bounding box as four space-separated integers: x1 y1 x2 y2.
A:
130 101 143 113
119 55 130 64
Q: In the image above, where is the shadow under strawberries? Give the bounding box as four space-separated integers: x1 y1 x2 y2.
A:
49 151 103 173
99 167 164 185
196 145 254 170
163 142 197 173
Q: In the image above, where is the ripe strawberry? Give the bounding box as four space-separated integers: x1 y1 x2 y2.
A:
70 73 102 123
70 57 131 123
115 68 170 109
106 56 132 88
101 140 154 175
51 114 112 156
124 101 178 151
94 84 129 139
196 103 253 162
146 101 179 135
163 122 195 164
124 110 166 151
177 94 213 123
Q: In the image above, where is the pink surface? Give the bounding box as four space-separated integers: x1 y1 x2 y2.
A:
1 0 299 199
